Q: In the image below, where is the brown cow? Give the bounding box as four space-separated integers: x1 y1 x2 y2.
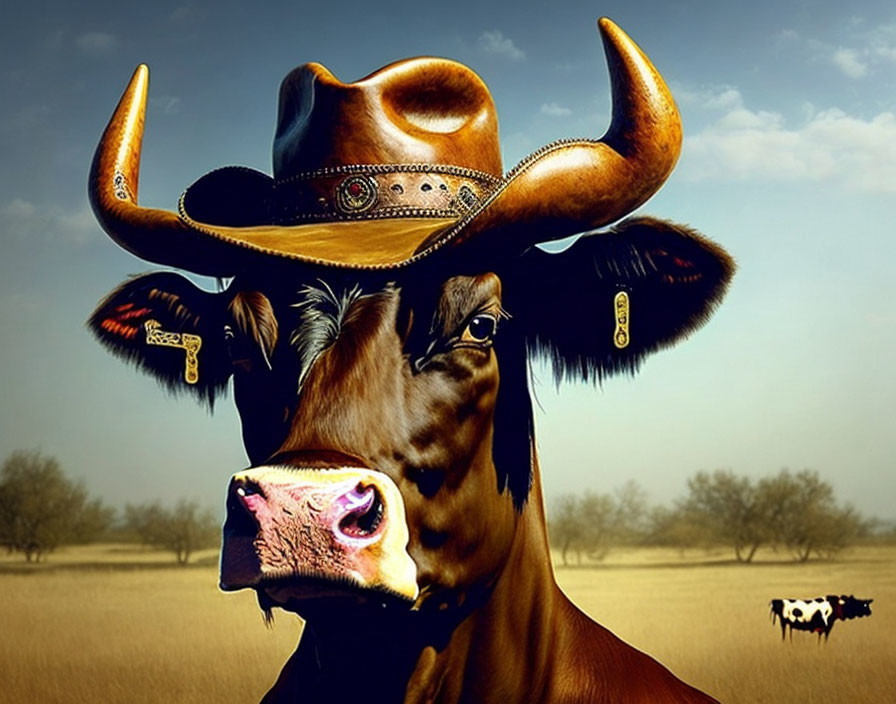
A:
88 18 732 704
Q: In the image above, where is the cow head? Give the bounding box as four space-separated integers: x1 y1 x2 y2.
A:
87 19 734 640
90 217 731 613
830 594 873 621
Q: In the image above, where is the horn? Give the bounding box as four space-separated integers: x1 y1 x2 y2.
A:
88 65 235 276
456 17 682 249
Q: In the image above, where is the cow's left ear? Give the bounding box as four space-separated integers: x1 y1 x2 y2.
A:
88 272 234 406
506 217 734 382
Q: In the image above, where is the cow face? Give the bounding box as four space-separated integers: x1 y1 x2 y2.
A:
833 594 873 620
222 271 518 610
89 216 732 613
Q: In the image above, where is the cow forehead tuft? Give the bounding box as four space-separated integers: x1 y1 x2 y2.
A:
289 280 367 391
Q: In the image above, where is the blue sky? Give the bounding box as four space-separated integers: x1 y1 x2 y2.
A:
1 0 894 519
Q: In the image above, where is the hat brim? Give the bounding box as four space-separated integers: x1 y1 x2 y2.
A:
179 166 464 269
180 213 457 268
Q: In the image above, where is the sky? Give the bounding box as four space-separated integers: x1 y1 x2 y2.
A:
1 0 894 520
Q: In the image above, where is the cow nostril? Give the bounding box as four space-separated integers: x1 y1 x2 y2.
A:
337 484 384 539
236 480 263 499
226 481 263 537
232 479 266 519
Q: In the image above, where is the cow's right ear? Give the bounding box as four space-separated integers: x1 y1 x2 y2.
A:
88 272 233 406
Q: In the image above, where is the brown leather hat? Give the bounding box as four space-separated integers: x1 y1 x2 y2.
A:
89 18 682 276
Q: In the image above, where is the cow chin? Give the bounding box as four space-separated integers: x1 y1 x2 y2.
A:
220 466 419 608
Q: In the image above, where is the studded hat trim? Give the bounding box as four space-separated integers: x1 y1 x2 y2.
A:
269 164 497 224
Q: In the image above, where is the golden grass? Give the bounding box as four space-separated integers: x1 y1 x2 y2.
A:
0 545 301 704
1 544 892 703
553 546 895 703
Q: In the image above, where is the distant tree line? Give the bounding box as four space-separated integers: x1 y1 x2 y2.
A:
549 469 879 564
550 480 650 565
0 450 219 564
122 500 219 565
0 451 887 566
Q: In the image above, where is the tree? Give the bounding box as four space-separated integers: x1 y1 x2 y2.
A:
760 469 861 561
124 499 219 565
549 492 618 564
611 480 650 545
681 470 768 562
578 491 617 561
680 468 864 563
548 481 650 564
549 495 586 566
862 517 896 544
644 504 706 553
0 450 114 562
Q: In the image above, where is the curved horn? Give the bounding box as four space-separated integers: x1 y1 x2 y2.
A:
454 18 682 249
89 65 235 276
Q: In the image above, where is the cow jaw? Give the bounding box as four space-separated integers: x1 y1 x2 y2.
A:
220 466 419 605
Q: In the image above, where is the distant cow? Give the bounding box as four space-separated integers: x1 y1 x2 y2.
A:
770 595 872 642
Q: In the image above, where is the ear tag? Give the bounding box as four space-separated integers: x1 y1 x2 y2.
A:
613 291 630 349
144 320 202 384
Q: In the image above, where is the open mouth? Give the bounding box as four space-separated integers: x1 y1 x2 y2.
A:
220 466 419 604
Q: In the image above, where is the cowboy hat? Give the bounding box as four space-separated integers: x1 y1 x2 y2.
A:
89 18 682 276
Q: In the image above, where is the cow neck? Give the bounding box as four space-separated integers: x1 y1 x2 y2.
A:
265 461 564 704
415 464 564 703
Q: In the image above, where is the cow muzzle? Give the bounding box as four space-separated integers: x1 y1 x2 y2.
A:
220 466 418 605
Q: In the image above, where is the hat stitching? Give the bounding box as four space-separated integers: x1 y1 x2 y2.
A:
274 163 501 187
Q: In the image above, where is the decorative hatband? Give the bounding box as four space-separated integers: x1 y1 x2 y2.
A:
271 164 499 223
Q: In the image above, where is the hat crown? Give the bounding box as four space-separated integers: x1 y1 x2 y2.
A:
272 58 503 180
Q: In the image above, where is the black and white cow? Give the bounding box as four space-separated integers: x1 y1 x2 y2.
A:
770 595 873 642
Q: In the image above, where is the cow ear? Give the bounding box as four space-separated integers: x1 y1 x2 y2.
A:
88 272 233 406
508 216 734 382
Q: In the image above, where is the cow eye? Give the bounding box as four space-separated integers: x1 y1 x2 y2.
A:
462 314 497 343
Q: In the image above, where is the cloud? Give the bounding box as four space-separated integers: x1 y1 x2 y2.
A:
869 23 896 62
832 48 868 78
777 29 800 42
477 31 525 61
0 198 37 221
781 23 896 79
680 89 896 193
157 96 181 115
672 84 743 112
76 32 118 55
1 198 98 245
540 102 572 117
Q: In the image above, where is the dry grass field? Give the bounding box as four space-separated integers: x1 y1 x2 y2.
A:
554 546 895 703
1 544 892 703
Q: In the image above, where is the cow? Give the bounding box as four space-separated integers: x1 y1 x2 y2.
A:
770 595 873 642
87 18 733 704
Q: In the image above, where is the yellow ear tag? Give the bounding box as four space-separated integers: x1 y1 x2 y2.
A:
613 291 630 349
144 320 202 384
